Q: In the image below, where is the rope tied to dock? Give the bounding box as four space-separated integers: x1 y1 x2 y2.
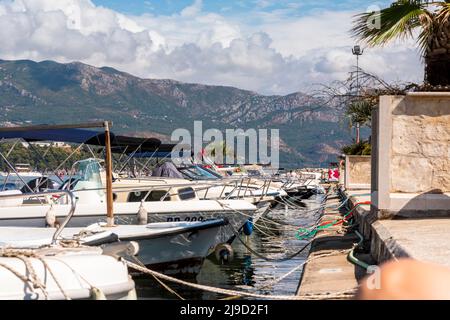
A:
123 249 357 300
296 201 371 240
211 200 316 262
227 223 313 262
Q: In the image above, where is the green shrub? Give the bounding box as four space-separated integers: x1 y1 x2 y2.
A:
342 141 371 156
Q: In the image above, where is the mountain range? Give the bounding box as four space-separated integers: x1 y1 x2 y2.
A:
0 59 352 168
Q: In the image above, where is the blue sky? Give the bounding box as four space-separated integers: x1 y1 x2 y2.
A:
92 0 392 17
0 0 421 94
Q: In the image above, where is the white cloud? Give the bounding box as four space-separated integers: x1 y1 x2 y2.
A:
0 0 423 95
254 0 272 9
180 0 203 17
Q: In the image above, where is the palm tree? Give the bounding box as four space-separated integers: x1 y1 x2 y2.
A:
352 1 450 86
346 100 373 129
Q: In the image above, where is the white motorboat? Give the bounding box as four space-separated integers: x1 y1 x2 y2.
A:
0 219 228 275
0 129 259 252
0 160 258 251
0 197 255 248
0 163 43 178
0 191 137 300
110 162 279 208
0 246 136 300
0 189 236 276
176 164 286 198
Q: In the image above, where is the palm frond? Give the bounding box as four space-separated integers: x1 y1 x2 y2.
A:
351 0 428 47
345 100 373 127
436 1 450 20
417 2 450 55
417 10 435 56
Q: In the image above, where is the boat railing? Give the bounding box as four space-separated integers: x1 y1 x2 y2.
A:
5 174 312 205
0 190 76 245
66 180 240 201
186 177 264 201
187 177 276 201
59 177 276 202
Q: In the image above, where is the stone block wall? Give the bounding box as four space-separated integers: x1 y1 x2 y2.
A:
344 155 371 190
373 93 450 217
390 95 450 193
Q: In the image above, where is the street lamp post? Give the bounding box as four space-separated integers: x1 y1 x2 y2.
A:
352 45 364 144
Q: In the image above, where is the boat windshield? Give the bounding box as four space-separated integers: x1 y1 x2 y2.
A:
178 166 221 180
73 159 102 182
69 159 104 195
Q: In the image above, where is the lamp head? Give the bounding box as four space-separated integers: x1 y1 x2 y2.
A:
352 45 363 55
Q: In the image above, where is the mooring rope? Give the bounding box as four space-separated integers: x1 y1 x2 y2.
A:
123 249 357 300
252 249 352 292
129 254 185 300
0 260 47 297
296 201 371 241
227 223 313 262
37 257 71 300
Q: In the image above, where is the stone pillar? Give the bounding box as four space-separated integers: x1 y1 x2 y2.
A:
344 155 371 190
372 92 450 219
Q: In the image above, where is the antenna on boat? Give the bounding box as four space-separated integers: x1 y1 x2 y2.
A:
103 121 115 227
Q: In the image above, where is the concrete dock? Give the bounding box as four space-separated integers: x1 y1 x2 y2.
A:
296 186 371 299
296 184 450 299
298 93 450 299
346 189 450 267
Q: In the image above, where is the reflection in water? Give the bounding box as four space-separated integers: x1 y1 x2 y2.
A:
135 196 325 300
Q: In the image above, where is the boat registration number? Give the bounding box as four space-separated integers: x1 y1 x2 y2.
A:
166 216 205 222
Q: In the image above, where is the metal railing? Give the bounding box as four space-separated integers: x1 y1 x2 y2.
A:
61 173 317 203
54 177 280 203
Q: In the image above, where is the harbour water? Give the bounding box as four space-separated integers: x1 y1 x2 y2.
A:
135 196 325 300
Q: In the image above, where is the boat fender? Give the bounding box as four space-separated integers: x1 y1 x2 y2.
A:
90 287 107 300
214 243 234 263
45 204 56 228
137 201 148 225
243 219 253 236
102 241 140 259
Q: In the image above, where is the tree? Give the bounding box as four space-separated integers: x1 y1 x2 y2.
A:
352 0 450 86
346 100 373 129
316 70 419 155
317 70 411 129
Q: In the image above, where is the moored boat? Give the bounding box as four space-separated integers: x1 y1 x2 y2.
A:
0 190 137 300
0 219 228 276
0 246 136 300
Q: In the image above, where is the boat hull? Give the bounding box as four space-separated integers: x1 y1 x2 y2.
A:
125 234 213 275
0 201 256 251
116 220 226 275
